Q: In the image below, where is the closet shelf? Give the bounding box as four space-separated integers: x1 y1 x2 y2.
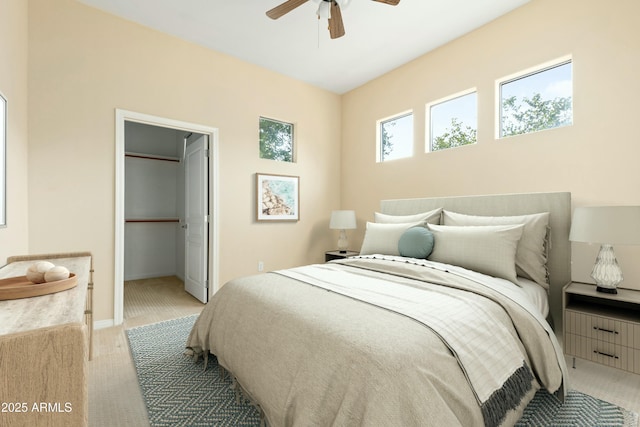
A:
125 218 180 223
125 151 180 162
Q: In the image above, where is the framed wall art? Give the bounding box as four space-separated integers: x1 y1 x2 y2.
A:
256 173 299 222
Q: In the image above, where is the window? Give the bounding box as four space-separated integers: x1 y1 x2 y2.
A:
428 90 477 152
259 117 294 162
499 59 572 138
377 111 413 162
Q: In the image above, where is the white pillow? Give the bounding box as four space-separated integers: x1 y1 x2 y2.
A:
427 224 524 284
360 222 422 256
442 210 550 288
374 208 442 225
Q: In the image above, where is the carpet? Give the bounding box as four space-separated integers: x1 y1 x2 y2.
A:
126 315 261 426
127 315 639 427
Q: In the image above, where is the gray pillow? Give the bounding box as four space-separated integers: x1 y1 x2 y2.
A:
374 208 442 225
398 227 435 259
360 221 422 256
443 210 550 288
427 224 524 284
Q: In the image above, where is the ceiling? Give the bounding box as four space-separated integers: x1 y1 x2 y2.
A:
77 0 530 94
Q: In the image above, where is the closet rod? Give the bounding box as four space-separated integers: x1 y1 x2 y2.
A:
125 219 179 223
125 152 180 162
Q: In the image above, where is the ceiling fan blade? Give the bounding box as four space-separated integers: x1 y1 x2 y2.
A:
266 0 309 19
372 0 400 5
328 1 345 39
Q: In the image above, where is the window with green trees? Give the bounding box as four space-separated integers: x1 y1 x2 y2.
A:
259 117 294 162
428 91 477 152
378 111 413 162
499 60 572 138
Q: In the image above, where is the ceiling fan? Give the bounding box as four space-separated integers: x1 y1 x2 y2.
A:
266 0 401 40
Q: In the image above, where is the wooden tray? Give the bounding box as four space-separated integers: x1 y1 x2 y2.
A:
0 274 77 300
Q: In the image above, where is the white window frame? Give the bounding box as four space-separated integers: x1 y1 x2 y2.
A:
495 56 573 139
426 88 478 153
376 110 414 163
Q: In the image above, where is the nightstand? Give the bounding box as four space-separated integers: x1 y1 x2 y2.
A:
325 250 359 262
563 281 640 373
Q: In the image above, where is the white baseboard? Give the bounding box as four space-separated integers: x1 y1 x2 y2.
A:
94 319 116 330
124 271 177 281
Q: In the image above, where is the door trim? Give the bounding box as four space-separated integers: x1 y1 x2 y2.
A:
114 109 219 326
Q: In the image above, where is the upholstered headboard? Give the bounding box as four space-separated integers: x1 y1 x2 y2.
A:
380 192 571 330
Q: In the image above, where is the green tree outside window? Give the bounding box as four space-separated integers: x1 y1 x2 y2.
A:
259 117 294 162
432 118 477 151
501 94 572 137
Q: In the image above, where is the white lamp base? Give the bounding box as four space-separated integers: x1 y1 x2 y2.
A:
591 244 622 294
337 229 348 253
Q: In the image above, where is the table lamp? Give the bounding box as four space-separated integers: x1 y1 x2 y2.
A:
329 210 356 253
569 206 640 293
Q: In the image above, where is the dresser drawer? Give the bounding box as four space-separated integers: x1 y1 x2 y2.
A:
565 309 639 349
565 333 640 374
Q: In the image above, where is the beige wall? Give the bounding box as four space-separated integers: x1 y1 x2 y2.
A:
27 0 341 323
0 0 29 263
342 0 640 289
6 0 640 324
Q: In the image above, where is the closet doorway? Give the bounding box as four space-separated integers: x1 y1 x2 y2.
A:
114 109 219 326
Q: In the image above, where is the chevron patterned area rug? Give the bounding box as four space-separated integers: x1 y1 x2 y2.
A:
516 390 638 427
126 315 261 426
127 315 639 427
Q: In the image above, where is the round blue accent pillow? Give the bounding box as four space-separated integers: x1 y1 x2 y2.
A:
398 227 435 259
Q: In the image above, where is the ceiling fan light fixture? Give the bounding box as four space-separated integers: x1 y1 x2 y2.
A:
316 1 331 19
267 0 399 39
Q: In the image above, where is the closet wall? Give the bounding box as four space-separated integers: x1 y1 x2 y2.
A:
124 122 187 281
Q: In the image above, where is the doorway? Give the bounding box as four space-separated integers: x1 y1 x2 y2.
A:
114 109 219 326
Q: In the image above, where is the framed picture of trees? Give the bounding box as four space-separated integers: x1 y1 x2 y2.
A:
259 116 294 162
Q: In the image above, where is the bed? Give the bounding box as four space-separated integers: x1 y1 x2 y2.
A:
187 192 571 427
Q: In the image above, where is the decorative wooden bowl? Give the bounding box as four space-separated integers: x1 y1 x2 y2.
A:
0 274 77 300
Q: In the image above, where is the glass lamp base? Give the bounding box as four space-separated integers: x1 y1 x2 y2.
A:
337 230 349 253
591 244 622 295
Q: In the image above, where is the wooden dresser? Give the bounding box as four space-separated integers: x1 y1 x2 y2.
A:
0 252 93 427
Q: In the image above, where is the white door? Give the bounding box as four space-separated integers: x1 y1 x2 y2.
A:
184 135 209 303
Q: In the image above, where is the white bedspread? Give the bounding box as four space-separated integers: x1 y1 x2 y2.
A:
187 256 566 427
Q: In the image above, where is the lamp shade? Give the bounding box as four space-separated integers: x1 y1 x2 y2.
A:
569 206 640 245
330 210 356 230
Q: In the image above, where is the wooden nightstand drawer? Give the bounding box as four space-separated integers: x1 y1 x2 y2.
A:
565 333 640 374
565 309 639 348
563 282 640 373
